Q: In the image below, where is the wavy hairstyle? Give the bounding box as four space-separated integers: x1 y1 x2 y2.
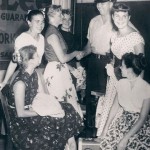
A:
112 2 131 16
122 52 146 76
13 45 37 69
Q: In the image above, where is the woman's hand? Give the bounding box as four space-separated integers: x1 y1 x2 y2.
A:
117 137 128 150
67 64 75 72
105 64 115 77
76 51 84 60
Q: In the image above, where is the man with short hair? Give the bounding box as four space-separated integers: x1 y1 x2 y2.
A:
76 0 116 137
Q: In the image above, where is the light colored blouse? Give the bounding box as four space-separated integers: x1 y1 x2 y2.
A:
111 32 144 59
117 76 150 113
87 15 113 54
15 32 44 63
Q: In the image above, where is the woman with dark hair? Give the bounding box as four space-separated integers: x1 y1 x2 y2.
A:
96 2 145 137
111 2 144 66
9 45 83 150
99 53 150 150
0 10 45 90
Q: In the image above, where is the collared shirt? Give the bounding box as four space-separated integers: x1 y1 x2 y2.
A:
117 76 150 113
87 15 113 55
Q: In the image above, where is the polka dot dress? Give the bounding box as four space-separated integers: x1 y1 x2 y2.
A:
95 31 144 137
111 32 144 59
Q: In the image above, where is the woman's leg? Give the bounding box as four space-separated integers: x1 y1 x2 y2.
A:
67 136 77 150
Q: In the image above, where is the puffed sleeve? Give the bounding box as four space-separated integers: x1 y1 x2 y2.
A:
131 32 145 46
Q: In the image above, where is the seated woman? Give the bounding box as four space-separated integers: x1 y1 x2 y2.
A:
99 53 150 150
95 2 145 137
8 45 83 150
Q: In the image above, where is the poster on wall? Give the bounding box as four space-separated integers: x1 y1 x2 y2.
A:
0 0 49 69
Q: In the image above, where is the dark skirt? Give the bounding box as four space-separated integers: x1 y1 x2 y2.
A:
9 102 84 150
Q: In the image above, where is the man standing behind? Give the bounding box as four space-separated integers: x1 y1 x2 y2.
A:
76 0 115 137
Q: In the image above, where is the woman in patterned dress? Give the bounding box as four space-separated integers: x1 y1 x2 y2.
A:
96 2 145 137
43 5 83 118
9 45 83 150
99 52 150 150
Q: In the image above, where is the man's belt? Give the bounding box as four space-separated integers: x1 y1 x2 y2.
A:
92 52 112 59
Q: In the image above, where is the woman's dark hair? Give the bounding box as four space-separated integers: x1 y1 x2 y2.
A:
26 10 44 21
112 2 131 16
122 52 146 75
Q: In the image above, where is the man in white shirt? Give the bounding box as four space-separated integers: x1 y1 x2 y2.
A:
76 0 115 136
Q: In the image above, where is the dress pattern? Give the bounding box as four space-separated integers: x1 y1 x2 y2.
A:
99 111 150 150
96 31 145 136
8 69 83 150
44 25 83 118
111 32 144 59
99 77 150 150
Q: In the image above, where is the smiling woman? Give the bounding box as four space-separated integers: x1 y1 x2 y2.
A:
96 2 145 138
99 53 150 150
111 3 144 60
0 10 45 91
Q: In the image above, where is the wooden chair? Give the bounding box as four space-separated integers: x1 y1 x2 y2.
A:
0 91 14 150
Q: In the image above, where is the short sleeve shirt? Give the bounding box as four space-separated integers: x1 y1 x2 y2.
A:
87 15 113 54
15 32 44 63
117 76 150 113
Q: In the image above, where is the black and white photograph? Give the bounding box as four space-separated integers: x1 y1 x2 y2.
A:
0 0 150 150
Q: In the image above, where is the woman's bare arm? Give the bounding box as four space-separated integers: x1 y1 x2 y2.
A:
124 98 150 139
13 81 38 117
134 43 144 55
0 61 17 90
101 94 121 137
47 34 79 63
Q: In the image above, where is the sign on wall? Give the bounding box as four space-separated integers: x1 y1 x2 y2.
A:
0 0 49 61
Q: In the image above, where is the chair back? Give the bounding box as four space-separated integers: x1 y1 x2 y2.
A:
0 91 13 150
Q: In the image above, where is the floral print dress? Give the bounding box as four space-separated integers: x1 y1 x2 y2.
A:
99 78 150 150
44 25 83 118
8 69 83 150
